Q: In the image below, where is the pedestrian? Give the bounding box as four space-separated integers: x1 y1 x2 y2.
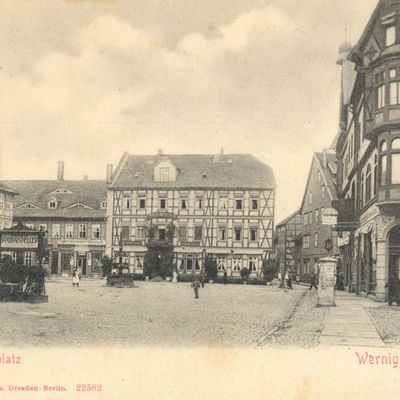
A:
72 268 80 288
191 278 201 299
309 273 318 290
199 273 205 288
223 269 228 285
336 272 344 291
286 273 293 290
385 273 400 306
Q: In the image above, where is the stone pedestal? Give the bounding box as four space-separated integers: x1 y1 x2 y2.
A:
317 257 337 307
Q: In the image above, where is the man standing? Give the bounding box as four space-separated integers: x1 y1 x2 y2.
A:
191 278 201 299
223 269 228 285
309 273 318 290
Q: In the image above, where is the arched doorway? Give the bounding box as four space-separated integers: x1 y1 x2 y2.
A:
388 225 400 279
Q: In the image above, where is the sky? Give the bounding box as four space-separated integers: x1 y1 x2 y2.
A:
0 0 378 222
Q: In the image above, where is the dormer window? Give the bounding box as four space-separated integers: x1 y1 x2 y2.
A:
386 25 396 47
100 199 107 209
153 158 177 182
48 198 57 209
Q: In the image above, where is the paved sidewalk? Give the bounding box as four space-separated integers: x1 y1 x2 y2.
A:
319 291 385 348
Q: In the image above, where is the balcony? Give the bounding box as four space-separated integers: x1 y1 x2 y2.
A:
376 186 400 213
332 199 357 232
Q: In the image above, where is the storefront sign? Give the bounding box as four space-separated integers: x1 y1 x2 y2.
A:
0 233 39 250
322 207 338 226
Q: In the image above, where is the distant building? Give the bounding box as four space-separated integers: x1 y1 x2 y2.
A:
0 183 17 230
300 150 338 279
106 151 276 278
5 162 106 276
275 210 302 279
334 0 400 300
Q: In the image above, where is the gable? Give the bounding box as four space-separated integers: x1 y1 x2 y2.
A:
153 158 177 182
65 203 92 209
50 187 73 195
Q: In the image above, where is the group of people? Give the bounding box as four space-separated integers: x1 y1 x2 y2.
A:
278 272 293 291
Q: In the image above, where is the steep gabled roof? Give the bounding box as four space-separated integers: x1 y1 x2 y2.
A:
3 180 106 219
111 153 276 190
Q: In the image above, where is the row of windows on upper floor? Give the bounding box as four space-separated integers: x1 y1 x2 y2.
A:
307 185 326 205
24 223 102 240
303 207 328 226
119 225 261 243
120 196 261 212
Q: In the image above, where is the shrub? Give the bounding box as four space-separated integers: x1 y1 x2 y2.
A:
240 267 250 281
203 256 218 280
101 256 113 277
262 260 277 283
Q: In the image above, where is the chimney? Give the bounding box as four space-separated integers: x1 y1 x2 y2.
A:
57 161 64 181
106 164 113 184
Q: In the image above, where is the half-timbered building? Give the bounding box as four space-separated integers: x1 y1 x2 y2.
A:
106 151 276 278
334 0 400 301
0 183 17 230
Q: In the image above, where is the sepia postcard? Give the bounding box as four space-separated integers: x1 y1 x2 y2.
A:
1 0 400 399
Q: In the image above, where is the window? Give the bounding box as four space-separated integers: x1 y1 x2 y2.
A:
218 227 226 241
48 198 57 209
178 225 187 241
78 224 87 239
317 171 321 182
194 226 203 241
303 235 310 249
25 223 34 229
122 194 131 210
65 224 73 238
360 172 365 207
100 200 107 209
92 224 100 239
248 257 258 272
315 209 319 222
251 199 258 210
139 198 146 209
303 214 307 225
392 154 400 184
121 226 130 240
322 186 325 200
180 199 187 209
365 164 372 202
137 226 145 239
24 252 33 266
390 81 400 105
216 257 226 271
92 252 103 273
235 199 243 210
386 25 396 47
195 198 203 210
219 197 227 210
39 224 47 232
159 199 166 209
52 224 60 238
160 167 170 181
250 228 257 242
314 232 318 248
377 83 385 109
234 226 242 241
309 192 313 204
308 212 313 225
380 140 388 186
232 257 242 271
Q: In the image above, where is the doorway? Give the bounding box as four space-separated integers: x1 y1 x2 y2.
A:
77 256 87 276
389 225 400 279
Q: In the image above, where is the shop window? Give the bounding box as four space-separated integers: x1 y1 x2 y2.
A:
232 257 242 271
248 257 258 272
217 257 226 271
92 253 103 273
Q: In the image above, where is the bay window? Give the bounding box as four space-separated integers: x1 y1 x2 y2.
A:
391 138 400 184
380 140 387 186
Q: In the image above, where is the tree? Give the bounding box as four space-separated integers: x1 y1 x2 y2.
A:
204 255 218 281
101 256 113 277
262 260 277 283
240 267 251 282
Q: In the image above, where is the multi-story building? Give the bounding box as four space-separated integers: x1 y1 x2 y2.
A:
334 0 400 301
106 151 275 278
0 183 17 230
300 150 338 279
5 162 107 276
275 210 302 280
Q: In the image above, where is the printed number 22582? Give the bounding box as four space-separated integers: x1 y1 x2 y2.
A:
76 384 102 391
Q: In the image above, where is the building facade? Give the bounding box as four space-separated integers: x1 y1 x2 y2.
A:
335 0 400 301
106 151 275 278
275 210 302 280
300 151 338 279
5 162 107 276
0 183 17 230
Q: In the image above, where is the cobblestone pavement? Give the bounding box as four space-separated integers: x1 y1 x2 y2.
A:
0 279 308 348
367 305 400 346
262 289 328 348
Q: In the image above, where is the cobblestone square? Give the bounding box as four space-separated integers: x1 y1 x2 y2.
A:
0 279 309 348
